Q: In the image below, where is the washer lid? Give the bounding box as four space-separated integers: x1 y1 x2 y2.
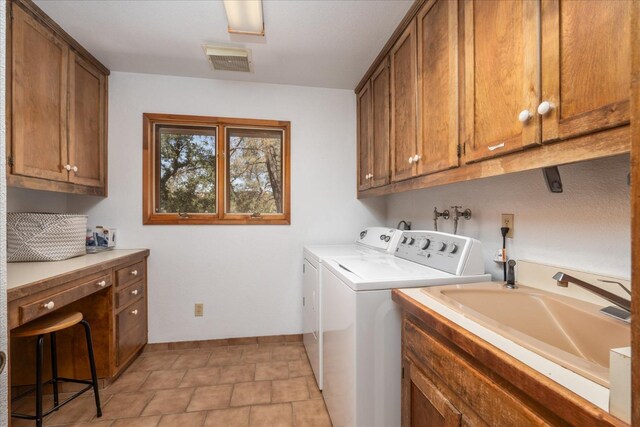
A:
330 256 450 281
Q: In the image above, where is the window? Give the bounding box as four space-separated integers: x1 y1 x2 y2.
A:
143 114 290 224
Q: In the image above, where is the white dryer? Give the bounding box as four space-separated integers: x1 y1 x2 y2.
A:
303 227 403 390
321 230 491 427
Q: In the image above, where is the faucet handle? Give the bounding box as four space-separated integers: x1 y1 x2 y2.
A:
597 279 631 296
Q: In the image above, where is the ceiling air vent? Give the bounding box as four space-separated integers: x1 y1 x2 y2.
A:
204 45 251 72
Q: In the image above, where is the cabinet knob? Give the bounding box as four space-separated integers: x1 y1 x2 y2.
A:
43 301 55 310
72 165 78 172
131 289 139 296
64 164 72 171
131 309 139 315
518 109 532 123
408 156 414 164
97 280 107 287
131 269 138 276
413 155 420 163
537 101 554 116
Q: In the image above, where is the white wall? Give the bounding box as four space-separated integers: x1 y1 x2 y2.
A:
67 72 385 343
7 187 68 213
385 154 631 281
0 0 8 421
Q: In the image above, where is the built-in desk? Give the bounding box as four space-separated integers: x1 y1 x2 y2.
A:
8 249 150 391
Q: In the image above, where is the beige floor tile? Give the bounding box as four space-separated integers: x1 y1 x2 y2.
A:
271 346 301 362
102 371 151 395
219 364 256 384
230 381 271 407
249 403 293 427
204 407 250 427
271 377 309 403
59 420 114 427
207 353 243 366
110 416 161 427
241 347 271 363
292 400 332 426
44 395 106 425
306 376 323 400
139 369 187 390
179 367 221 388
158 410 207 426
288 359 313 378
186 385 233 412
100 391 155 420
255 361 289 381
141 388 194 416
130 354 180 372
171 352 211 369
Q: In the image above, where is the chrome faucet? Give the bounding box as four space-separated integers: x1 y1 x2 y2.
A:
553 272 631 320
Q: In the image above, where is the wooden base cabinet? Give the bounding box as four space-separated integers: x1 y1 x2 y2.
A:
7 0 109 196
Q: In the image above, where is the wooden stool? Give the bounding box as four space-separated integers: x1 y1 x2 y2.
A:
11 312 102 427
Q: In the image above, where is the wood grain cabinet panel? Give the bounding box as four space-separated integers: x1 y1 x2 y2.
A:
68 52 107 188
11 3 69 182
371 59 391 188
7 0 109 196
357 82 373 191
390 21 418 182
463 0 541 163
540 0 631 143
416 0 459 176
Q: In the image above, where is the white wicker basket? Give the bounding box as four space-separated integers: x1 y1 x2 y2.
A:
7 213 88 262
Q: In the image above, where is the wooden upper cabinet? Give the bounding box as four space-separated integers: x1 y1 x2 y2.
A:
370 59 390 188
357 82 373 191
68 52 107 188
416 0 459 176
390 20 418 182
463 0 540 163
540 0 631 143
11 4 69 182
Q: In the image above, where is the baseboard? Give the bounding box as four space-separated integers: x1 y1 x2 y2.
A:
143 333 303 353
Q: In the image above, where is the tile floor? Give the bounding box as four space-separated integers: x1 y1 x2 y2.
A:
12 342 332 426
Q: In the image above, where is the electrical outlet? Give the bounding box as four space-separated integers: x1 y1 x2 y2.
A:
501 214 514 238
194 303 204 317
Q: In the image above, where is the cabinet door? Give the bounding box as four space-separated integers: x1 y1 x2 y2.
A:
357 82 373 191
540 0 630 142
463 0 540 162
68 52 107 188
403 360 462 427
370 59 391 188
390 21 418 182
11 4 69 182
417 0 459 176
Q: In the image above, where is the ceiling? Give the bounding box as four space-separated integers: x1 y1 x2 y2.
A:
34 0 413 90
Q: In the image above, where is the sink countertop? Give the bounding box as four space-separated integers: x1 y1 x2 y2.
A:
7 249 150 301
398 284 611 411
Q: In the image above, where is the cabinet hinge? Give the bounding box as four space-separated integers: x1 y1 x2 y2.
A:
402 367 405 379
457 144 461 158
7 156 13 167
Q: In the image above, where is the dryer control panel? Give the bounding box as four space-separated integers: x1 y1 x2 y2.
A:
395 231 485 276
356 227 403 253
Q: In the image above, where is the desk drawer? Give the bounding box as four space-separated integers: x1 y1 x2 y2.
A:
116 281 145 310
116 260 145 288
117 297 146 365
20 274 111 325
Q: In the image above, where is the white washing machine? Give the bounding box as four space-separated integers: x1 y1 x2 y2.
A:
303 227 403 390
321 230 491 427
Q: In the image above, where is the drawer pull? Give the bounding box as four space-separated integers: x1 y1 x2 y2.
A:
130 270 138 276
131 289 139 296
487 143 505 151
43 301 55 310
97 280 107 287
131 309 139 315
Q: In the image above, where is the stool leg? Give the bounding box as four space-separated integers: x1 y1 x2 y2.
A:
80 320 102 417
35 335 44 427
50 332 59 409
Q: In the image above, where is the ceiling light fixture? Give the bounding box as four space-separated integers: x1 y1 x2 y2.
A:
223 0 264 36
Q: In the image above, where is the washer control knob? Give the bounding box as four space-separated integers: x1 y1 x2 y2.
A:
408 237 415 245
437 242 446 251
421 239 431 250
448 243 458 254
